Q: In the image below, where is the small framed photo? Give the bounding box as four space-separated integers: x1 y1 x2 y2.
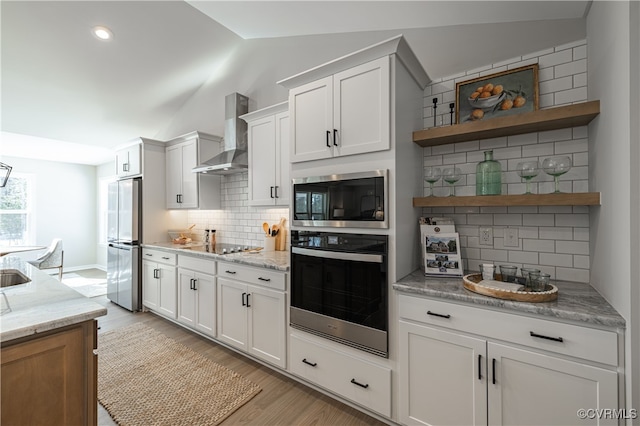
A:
455 64 539 124
421 232 463 277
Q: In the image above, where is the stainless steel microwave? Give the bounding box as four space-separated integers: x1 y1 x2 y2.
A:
292 170 388 229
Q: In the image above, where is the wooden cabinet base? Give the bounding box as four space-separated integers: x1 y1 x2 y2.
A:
1 320 97 426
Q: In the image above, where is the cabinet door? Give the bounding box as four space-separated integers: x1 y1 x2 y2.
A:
399 320 487 426
126 144 142 176
1 324 89 426
165 145 183 208
216 278 247 351
248 115 277 206
488 342 619 426
142 261 159 310
178 139 198 208
274 111 290 206
247 285 286 368
333 56 390 157
195 272 216 338
289 76 333 162
177 269 196 327
158 264 177 319
115 147 129 177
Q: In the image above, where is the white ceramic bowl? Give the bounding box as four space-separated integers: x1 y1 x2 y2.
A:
467 92 505 110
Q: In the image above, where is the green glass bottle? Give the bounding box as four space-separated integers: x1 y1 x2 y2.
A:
476 150 502 195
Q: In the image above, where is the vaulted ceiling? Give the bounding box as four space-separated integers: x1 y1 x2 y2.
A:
1 1 590 165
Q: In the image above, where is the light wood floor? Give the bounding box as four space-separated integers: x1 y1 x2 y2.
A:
94 296 388 426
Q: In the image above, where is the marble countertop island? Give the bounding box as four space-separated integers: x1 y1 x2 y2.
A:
394 269 625 329
143 242 290 272
1 257 107 343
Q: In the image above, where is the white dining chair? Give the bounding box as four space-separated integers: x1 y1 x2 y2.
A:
28 239 64 280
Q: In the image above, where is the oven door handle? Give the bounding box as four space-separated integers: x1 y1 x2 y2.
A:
292 247 383 263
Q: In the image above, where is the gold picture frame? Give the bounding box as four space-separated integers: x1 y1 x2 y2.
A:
455 64 539 124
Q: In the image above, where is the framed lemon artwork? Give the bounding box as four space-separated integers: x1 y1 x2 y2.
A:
455 64 539 124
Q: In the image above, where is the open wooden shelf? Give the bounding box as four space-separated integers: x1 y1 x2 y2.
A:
413 192 601 207
413 100 600 147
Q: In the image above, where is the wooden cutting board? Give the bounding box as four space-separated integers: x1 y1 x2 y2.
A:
275 217 286 251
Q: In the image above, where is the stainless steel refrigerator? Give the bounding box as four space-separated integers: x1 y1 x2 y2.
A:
107 178 141 311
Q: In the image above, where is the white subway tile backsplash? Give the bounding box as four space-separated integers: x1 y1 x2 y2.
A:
555 59 587 78
540 252 573 267
509 251 539 264
539 49 573 68
556 240 590 255
523 239 555 253
522 214 555 226
556 267 590 283
420 40 591 282
555 87 588 105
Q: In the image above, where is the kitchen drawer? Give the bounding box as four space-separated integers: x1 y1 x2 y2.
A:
290 333 391 417
398 294 618 366
218 262 286 291
142 248 176 266
178 254 216 275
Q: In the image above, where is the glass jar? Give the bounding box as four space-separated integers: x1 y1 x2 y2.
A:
476 150 502 195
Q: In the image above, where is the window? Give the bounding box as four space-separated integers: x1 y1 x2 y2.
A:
0 173 35 245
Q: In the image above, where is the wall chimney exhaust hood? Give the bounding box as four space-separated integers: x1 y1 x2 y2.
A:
192 93 249 174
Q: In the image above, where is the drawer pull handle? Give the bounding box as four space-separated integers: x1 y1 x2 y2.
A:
427 310 451 319
225 270 237 275
302 358 317 367
242 292 247 306
162 257 170 260
145 253 153 257
350 378 369 389
258 277 271 282
530 331 564 343
478 354 482 381
492 358 496 385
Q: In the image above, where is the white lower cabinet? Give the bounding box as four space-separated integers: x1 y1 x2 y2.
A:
142 249 177 319
398 294 620 426
289 332 391 418
217 263 287 368
177 255 216 338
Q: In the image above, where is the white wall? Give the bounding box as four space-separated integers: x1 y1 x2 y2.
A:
587 0 639 413
2 156 98 269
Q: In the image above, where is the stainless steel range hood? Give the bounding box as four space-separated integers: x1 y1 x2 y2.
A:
192 93 249 174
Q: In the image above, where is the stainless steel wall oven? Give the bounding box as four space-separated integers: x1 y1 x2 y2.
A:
290 231 388 357
292 170 388 229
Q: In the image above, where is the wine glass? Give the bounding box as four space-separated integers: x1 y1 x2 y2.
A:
442 167 462 196
516 161 540 194
424 167 442 197
542 156 572 193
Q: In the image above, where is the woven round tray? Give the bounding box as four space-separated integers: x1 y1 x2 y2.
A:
462 273 558 302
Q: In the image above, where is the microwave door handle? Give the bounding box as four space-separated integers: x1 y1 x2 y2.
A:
292 247 383 263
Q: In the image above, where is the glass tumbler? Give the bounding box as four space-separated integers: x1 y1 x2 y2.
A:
521 268 541 290
499 265 518 282
532 273 551 292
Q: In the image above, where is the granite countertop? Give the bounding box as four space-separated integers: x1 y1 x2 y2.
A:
1 257 107 343
394 269 625 329
143 242 290 272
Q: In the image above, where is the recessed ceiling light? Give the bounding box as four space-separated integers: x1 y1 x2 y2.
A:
92 26 113 41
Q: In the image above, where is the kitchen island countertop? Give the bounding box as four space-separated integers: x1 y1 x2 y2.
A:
394 269 625 329
1 256 107 343
143 242 290 272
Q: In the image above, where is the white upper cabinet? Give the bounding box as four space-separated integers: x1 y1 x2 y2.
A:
242 102 290 206
288 57 390 163
165 131 222 210
115 142 142 178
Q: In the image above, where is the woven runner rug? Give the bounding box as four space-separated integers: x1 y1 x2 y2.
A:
98 323 261 426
